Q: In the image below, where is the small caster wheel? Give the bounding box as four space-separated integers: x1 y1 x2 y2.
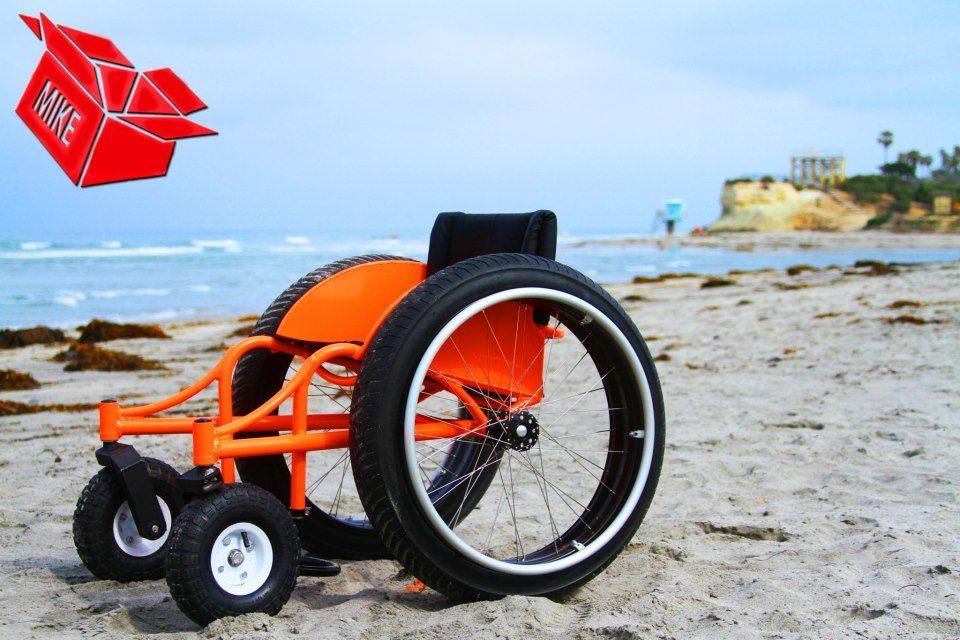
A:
165 483 299 626
73 457 181 582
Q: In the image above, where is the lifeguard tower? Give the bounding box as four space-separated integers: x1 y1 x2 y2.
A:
790 154 846 188
663 199 685 235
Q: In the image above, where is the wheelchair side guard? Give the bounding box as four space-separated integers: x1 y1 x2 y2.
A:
95 441 167 540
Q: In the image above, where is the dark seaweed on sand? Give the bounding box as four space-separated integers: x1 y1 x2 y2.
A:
0 326 65 349
0 370 40 391
52 343 164 372
77 319 170 344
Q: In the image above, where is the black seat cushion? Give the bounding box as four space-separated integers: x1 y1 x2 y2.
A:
427 210 557 275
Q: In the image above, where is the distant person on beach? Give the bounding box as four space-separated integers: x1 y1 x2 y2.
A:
654 209 667 234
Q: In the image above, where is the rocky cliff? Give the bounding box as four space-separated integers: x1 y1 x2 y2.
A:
709 180 871 232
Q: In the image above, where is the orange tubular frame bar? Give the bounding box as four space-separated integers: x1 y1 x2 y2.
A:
97 335 489 510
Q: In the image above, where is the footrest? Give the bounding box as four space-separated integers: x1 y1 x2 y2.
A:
300 555 341 577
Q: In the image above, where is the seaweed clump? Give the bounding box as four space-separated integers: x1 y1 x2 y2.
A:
0 369 40 391
887 300 924 309
0 400 95 416
78 319 170 344
773 281 808 291
728 268 776 275
52 343 164 372
0 326 65 349
785 264 818 277
701 277 736 289
885 314 932 325
848 260 899 276
229 324 256 338
631 273 699 284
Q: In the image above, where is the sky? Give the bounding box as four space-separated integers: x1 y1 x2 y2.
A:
1 1 958 236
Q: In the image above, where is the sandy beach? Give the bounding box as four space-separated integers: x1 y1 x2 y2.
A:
0 259 958 639
573 230 960 252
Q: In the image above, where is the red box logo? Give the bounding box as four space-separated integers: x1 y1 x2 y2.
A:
15 14 216 187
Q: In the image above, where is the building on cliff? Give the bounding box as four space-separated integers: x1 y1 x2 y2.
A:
790 154 846 188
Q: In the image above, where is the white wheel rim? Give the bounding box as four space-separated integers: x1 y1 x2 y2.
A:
112 498 172 557
209 522 273 596
403 287 656 576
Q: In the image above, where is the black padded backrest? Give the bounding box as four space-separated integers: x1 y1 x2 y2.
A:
427 210 557 275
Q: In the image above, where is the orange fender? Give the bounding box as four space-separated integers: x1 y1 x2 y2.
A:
276 259 427 344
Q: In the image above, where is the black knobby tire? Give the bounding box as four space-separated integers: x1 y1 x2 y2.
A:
165 483 299 626
73 458 182 582
350 253 665 600
232 254 409 560
232 254 500 559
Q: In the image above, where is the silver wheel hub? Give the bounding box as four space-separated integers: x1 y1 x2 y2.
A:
210 522 273 596
228 549 244 567
488 410 540 451
112 497 172 558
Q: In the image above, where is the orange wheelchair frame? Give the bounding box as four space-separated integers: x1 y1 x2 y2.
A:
73 211 667 626
96 258 556 526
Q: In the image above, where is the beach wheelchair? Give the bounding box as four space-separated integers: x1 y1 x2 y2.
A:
72 211 665 625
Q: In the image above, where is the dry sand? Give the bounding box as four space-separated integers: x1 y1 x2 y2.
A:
0 260 958 639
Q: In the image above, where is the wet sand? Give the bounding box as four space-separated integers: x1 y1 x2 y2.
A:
573 230 960 252
0 261 958 639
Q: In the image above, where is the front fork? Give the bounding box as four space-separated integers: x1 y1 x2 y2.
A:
95 440 224 542
95 441 169 540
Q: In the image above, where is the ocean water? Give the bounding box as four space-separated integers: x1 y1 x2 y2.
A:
1 230 957 329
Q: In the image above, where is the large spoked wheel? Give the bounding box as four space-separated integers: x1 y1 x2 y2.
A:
351 254 664 599
73 458 182 582
233 255 500 559
165 484 299 626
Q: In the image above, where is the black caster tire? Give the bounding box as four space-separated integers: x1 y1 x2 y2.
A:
73 457 182 582
165 483 299 626
73 458 183 582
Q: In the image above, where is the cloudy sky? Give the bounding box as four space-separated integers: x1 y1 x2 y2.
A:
2 1 958 235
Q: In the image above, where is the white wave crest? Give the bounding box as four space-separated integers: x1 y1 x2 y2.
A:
90 288 171 299
20 241 52 251
191 239 241 252
0 246 203 260
54 290 87 307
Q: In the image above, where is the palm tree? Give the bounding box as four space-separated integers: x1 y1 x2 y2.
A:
877 130 894 164
940 146 960 174
898 150 920 171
